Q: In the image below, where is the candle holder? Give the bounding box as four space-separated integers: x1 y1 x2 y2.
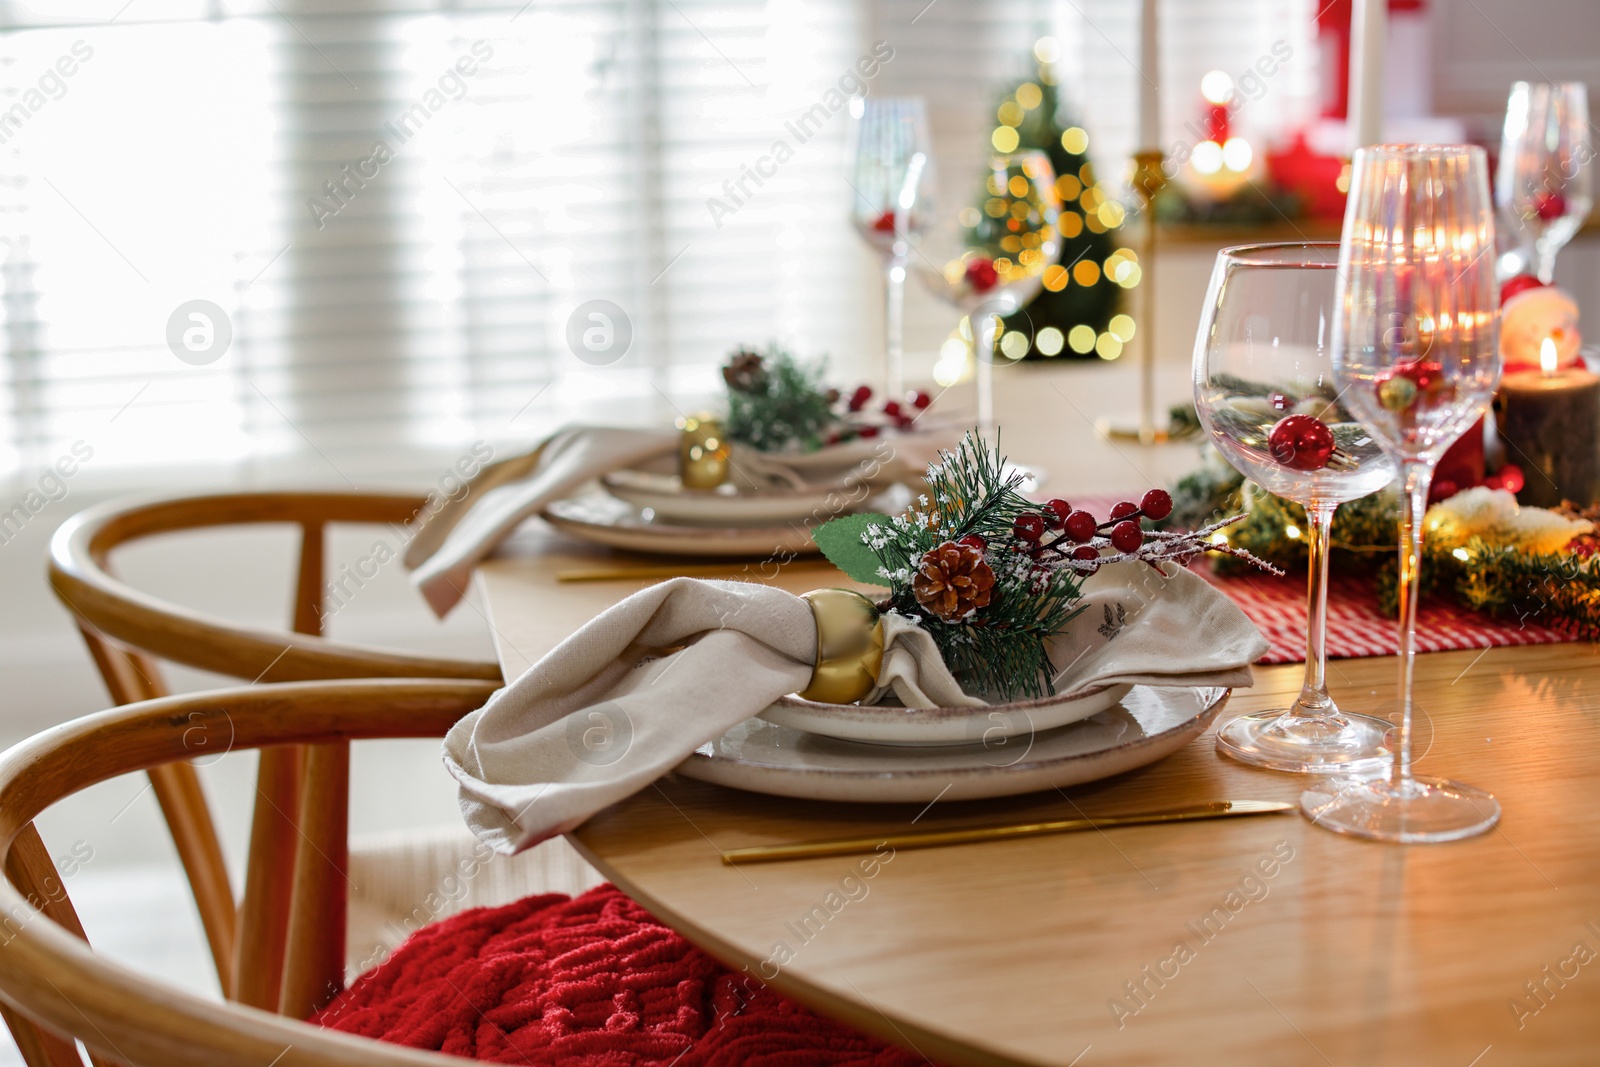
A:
1494 344 1600 507
1098 150 1171 445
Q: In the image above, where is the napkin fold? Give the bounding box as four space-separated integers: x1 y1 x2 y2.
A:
445 562 1269 855
406 425 928 616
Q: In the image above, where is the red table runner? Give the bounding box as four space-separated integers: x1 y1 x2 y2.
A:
1198 564 1576 664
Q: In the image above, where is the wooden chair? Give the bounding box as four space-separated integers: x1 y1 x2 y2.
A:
0 679 502 1067
46 492 506 1007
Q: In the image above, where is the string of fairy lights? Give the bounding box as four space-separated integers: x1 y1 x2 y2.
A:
931 37 1142 386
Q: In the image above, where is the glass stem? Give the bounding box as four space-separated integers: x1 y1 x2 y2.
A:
1392 459 1431 789
974 313 996 439
1295 502 1337 716
885 253 907 401
1535 244 1557 284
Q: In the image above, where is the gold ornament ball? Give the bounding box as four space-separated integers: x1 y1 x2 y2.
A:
796 588 885 705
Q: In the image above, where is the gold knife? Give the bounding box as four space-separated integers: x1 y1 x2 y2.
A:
557 561 838 583
720 800 1294 864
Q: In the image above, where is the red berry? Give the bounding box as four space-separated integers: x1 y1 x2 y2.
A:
1071 546 1100 566
1533 190 1567 221
1269 392 1294 411
1110 500 1139 521
1267 414 1335 472
848 384 873 412
871 210 897 233
1140 489 1173 521
964 257 998 293
1013 513 1046 542
1063 510 1098 543
882 399 902 417
1043 499 1073 529
1499 464 1526 494
1110 520 1143 554
894 415 916 430
910 390 932 409
1500 275 1546 305
957 534 986 551
858 425 880 438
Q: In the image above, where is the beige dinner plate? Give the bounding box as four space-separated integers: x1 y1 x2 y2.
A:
542 493 821 558
759 682 1135 745
678 685 1228 803
600 469 848 527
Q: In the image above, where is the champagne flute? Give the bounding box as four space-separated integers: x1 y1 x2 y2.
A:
1305 145 1502 843
914 150 1060 439
1193 242 1396 773
847 97 935 402
1495 82 1593 283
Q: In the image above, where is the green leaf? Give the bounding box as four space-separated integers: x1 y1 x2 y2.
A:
813 512 894 586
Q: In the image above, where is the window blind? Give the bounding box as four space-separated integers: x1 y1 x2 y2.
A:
0 0 1319 482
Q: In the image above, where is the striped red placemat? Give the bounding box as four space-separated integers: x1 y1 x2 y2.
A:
1196 564 1576 664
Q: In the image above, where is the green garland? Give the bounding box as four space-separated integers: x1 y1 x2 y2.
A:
1164 458 1600 637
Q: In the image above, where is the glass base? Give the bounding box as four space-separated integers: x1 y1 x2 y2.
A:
1299 775 1501 843
1216 707 1391 774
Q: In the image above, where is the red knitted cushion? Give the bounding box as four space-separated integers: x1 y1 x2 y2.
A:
314 883 929 1066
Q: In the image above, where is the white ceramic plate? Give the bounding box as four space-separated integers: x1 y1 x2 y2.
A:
677 685 1228 803
758 683 1135 746
542 494 821 558
600 470 848 527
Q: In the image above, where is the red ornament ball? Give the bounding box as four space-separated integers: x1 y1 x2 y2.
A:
1269 392 1294 411
847 385 872 412
1533 191 1568 221
964 257 999 293
1140 489 1173 521
1500 274 1547 305
1012 512 1046 542
1267 414 1336 472
957 533 987 551
1109 500 1140 521
1043 498 1073 529
1110 520 1144 554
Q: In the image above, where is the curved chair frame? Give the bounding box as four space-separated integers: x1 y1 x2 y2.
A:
46 492 504 1004
0 679 501 1067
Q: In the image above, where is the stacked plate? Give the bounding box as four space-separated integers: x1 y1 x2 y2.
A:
541 440 905 558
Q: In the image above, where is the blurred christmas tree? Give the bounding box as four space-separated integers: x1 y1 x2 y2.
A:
965 44 1135 362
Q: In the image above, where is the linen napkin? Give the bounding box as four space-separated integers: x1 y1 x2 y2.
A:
406 425 931 616
445 563 1268 854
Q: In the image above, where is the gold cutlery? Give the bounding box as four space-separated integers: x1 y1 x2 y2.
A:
557 561 837 583
720 800 1294 864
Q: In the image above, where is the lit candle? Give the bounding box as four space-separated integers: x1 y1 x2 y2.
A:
1136 0 1160 150
1494 339 1600 507
1348 0 1385 150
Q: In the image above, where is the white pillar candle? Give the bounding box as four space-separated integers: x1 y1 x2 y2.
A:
1349 0 1386 150
1136 0 1160 150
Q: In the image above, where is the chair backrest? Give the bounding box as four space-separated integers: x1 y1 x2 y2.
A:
45 492 504 1004
0 679 500 1067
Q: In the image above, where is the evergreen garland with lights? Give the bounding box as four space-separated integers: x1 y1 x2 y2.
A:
970 45 1134 361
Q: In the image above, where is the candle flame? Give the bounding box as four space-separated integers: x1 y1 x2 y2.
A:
1541 337 1558 376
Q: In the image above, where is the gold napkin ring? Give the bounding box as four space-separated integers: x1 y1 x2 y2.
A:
678 415 731 489
797 588 884 705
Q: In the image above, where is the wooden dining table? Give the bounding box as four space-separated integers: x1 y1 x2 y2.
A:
476 526 1600 1067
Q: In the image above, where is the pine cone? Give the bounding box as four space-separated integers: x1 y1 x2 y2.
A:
722 350 768 393
912 541 996 622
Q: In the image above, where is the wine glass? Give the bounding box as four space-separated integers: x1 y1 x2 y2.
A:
1193 242 1396 774
1495 82 1593 283
914 150 1060 439
847 96 935 402
1305 144 1502 843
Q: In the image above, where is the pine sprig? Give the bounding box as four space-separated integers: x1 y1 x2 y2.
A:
724 346 838 453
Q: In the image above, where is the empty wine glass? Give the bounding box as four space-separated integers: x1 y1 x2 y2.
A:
1305 144 1502 843
914 150 1059 438
1193 242 1396 774
847 96 934 402
1495 82 1593 282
